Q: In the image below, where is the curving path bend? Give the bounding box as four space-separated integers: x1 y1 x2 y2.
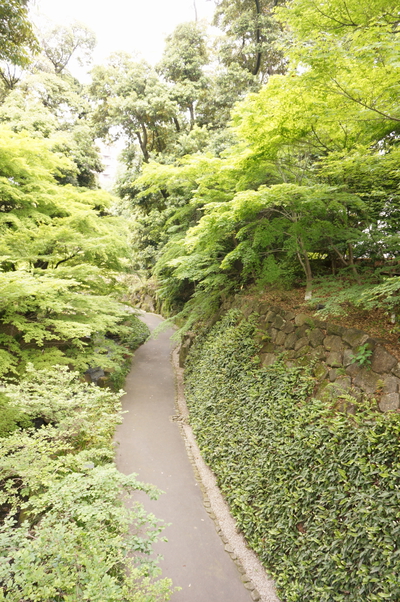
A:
115 312 279 602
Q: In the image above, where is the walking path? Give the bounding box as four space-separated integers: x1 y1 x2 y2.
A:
115 312 279 602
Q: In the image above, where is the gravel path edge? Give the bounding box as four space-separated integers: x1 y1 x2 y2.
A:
171 345 281 602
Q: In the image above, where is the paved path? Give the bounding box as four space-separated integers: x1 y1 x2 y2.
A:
115 313 254 602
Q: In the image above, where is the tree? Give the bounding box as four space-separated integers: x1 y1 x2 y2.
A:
0 126 132 375
213 0 286 81
158 22 209 128
0 61 23 90
121 0 400 314
0 71 103 187
228 0 400 189
275 0 400 131
0 0 38 92
195 61 260 131
90 54 178 162
39 21 96 74
0 0 38 66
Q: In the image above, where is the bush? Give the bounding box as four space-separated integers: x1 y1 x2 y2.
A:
105 313 150 389
0 393 32 437
0 468 171 602
0 367 172 602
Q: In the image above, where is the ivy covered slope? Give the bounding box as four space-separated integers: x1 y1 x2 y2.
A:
0 366 172 602
0 126 149 381
185 310 400 602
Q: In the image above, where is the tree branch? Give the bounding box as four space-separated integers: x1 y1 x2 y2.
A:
331 78 400 122
54 252 80 268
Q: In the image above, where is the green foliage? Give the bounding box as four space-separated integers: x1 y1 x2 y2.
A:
0 270 149 377
106 313 150 390
0 0 38 67
309 274 400 322
0 84 58 135
185 310 400 601
159 22 208 84
0 126 145 378
307 279 374 317
0 392 32 437
3 364 122 443
157 22 209 128
128 0 400 321
90 54 178 163
0 73 103 187
39 21 96 74
89 15 265 168
0 509 172 602
276 0 400 134
120 313 150 349
0 366 172 602
0 18 168 600
350 343 373 368
213 0 287 81
361 278 400 315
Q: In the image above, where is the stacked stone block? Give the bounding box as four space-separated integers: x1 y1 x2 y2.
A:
255 306 400 412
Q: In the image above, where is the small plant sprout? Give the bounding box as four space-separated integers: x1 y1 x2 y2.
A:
350 343 373 368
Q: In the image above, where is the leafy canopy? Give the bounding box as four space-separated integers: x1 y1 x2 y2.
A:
0 0 38 66
123 0 400 316
0 127 138 377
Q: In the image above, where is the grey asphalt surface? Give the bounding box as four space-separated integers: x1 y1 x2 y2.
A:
115 313 254 602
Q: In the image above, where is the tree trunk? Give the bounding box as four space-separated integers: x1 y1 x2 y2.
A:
189 103 195 129
330 241 361 284
252 0 262 76
0 66 21 90
136 125 150 162
173 116 181 133
347 242 361 284
331 254 336 275
297 237 313 300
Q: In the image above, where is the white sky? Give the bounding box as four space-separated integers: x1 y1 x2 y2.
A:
32 0 216 70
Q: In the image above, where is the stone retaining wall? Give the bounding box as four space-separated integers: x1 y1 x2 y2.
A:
242 301 400 413
180 296 400 413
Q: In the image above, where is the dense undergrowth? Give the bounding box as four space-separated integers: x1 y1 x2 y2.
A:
185 310 400 602
0 364 172 602
103 313 150 390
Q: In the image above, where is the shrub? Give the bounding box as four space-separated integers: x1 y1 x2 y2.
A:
0 367 172 602
0 393 32 437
